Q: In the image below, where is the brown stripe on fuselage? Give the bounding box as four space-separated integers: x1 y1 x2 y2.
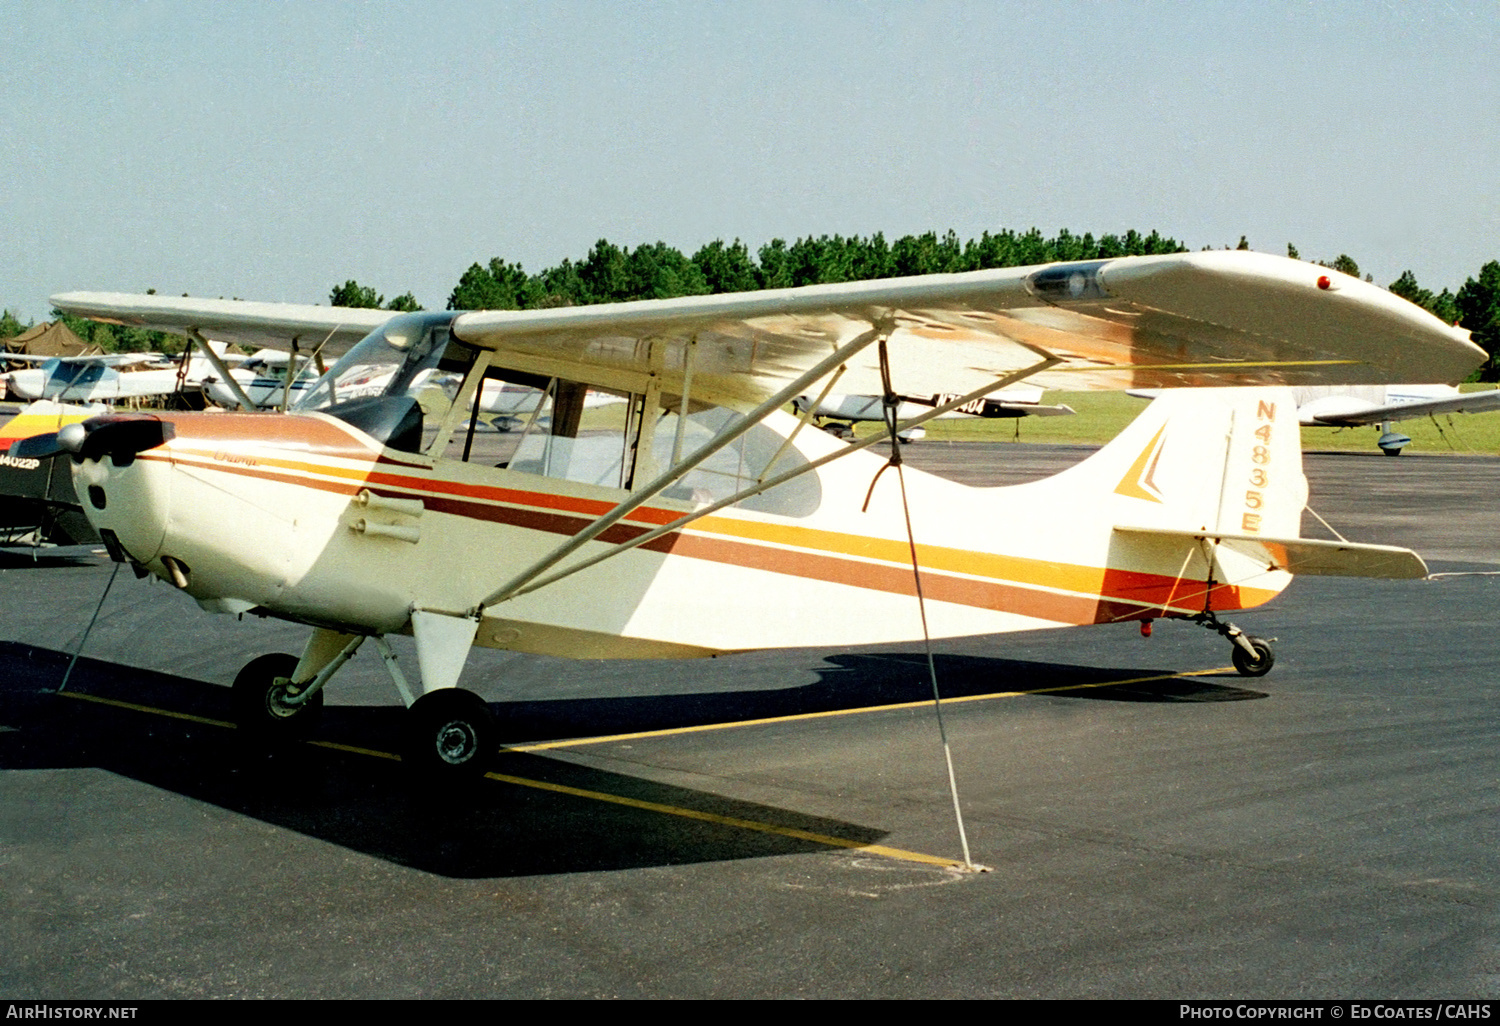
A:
155 427 1267 623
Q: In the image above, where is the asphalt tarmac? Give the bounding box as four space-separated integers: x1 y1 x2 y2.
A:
1 444 1497 999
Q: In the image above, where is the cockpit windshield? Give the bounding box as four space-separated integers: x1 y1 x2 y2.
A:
294 311 464 413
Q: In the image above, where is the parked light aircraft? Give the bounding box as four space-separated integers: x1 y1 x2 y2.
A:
2 344 251 406
201 349 321 409
470 379 623 424
1133 383 1500 455
206 351 620 425
0 400 102 545
1292 384 1500 454
24 252 1481 775
795 386 1074 441
3 353 172 402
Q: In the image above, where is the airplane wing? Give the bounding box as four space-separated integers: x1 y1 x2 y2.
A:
54 252 1483 407
1305 388 1500 426
1 352 158 367
47 293 393 358
448 252 1481 406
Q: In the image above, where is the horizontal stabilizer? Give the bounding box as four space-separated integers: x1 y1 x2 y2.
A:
992 402 1075 418
1114 526 1427 580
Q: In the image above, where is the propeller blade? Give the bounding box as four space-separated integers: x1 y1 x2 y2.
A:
72 415 174 463
9 430 68 459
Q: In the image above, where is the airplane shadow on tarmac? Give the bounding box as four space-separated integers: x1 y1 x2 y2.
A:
0 640 1264 879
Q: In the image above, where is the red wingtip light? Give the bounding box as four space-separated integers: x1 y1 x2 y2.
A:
1316 275 1332 290
1140 619 1153 638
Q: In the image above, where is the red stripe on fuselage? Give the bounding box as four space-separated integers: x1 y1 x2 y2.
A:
148 419 1256 624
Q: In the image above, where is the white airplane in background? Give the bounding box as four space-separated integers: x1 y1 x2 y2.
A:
2 343 258 406
204 350 622 423
1292 384 1500 455
1132 383 1500 455
201 349 321 409
3 353 182 403
19 252 1480 778
464 379 624 429
794 386 1074 441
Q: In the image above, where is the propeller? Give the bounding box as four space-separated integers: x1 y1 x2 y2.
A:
8 414 174 464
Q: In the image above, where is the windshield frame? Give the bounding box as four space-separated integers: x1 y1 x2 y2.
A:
293 311 466 413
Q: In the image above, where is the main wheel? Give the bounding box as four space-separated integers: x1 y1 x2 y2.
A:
404 689 496 776
1231 637 1275 677
232 653 324 740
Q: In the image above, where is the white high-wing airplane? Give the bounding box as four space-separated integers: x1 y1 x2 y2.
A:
201 349 321 409
204 352 620 422
1292 384 1500 455
24 252 1481 776
3 353 176 402
794 386 1074 441
3 344 251 405
477 379 623 415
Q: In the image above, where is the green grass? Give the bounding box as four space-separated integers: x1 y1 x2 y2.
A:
569 385 1500 456
899 386 1500 456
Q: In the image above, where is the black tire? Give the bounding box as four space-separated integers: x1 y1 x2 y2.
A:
404 689 496 776
1231 637 1275 677
231 653 324 740
1382 447 1403 457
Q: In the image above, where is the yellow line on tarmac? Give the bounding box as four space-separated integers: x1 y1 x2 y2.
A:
60 689 235 729
311 739 401 761
49 664 1236 872
481 769 965 868
502 666 1235 753
58 687 965 868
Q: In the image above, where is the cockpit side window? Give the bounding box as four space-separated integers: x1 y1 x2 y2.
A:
303 317 821 517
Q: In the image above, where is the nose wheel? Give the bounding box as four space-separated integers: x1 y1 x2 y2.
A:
404 688 496 776
231 652 325 739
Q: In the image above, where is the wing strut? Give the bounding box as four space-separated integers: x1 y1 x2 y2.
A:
188 329 257 411
759 364 846 484
490 353 1061 605
475 324 892 611
426 349 494 456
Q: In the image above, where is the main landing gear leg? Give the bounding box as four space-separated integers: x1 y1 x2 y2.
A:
231 630 364 740
233 615 496 776
1190 611 1276 677
393 610 495 778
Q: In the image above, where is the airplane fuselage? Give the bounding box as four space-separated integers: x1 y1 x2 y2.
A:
72 396 1292 660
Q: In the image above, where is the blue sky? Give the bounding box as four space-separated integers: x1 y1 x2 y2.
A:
4 0 1496 320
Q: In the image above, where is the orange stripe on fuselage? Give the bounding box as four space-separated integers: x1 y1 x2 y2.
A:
149 414 1278 623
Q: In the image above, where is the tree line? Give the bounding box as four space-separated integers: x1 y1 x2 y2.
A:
7 226 1497 378
334 230 1500 379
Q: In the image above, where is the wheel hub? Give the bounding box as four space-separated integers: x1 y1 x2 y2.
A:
434 718 478 764
264 679 303 720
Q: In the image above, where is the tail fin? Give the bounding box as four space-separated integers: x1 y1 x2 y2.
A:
1011 388 1420 622
1041 386 1307 538
1097 388 1422 580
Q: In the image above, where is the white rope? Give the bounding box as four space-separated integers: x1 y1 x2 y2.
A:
59 560 121 693
872 338 981 872
891 460 979 871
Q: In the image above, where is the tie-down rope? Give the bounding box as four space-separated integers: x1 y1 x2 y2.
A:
864 338 981 872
